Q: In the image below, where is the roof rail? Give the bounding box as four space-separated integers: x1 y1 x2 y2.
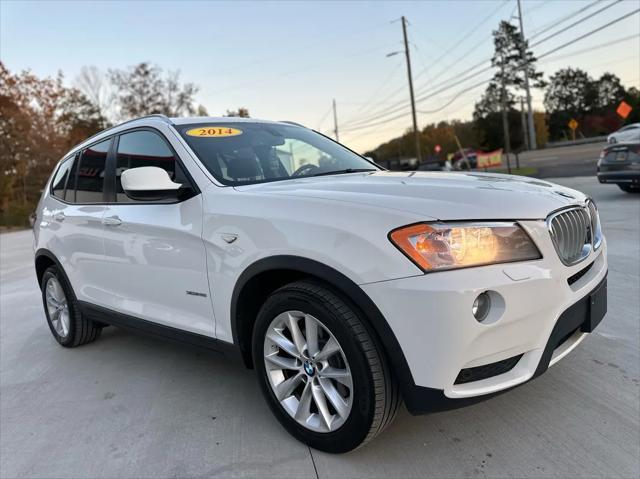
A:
280 120 307 128
70 114 174 152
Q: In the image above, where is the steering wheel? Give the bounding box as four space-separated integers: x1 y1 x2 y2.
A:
291 164 320 177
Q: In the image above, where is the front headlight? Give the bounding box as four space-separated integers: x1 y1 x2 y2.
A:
586 199 603 250
389 222 541 272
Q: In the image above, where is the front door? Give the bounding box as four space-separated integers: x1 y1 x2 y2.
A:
99 129 214 337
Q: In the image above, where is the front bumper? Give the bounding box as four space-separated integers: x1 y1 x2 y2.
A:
361 220 608 414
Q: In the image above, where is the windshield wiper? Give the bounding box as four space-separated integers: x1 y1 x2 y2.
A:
310 168 377 177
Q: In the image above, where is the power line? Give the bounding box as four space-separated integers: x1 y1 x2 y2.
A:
417 78 493 115
536 8 640 60
524 0 553 16
531 0 623 47
342 9 640 135
413 0 511 83
340 58 404 124
344 2 511 129
315 105 333 131
342 63 494 130
529 0 602 39
341 77 492 133
538 32 639 64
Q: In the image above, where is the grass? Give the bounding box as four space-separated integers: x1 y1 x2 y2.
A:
488 166 539 177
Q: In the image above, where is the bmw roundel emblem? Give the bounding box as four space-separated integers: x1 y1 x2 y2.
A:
303 361 315 376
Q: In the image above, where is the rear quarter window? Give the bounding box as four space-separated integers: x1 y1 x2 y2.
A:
50 156 74 200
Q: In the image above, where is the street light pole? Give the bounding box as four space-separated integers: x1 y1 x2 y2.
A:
517 0 537 150
400 16 422 163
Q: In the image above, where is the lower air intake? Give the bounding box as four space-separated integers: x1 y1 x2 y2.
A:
454 354 524 385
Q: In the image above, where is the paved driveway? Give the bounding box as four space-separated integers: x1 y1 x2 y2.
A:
1 176 638 478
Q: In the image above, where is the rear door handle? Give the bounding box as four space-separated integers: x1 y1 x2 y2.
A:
53 212 65 222
102 215 122 226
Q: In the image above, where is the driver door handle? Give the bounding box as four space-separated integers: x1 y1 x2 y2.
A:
102 215 122 226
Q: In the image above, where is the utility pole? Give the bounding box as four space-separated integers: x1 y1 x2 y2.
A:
517 0 537 150
401 16 422 163
500 58 512 174
520 97 529 150
332 98 339 142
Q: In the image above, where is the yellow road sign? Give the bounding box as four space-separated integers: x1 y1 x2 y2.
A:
568 119 578 130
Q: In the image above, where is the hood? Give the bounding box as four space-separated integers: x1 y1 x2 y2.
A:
234 171 588 220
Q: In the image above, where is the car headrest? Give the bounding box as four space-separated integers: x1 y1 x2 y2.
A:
227 149 262 180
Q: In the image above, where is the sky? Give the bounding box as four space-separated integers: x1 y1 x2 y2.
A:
1 0 639 153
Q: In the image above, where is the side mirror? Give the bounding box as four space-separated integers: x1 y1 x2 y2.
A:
121 166 183 201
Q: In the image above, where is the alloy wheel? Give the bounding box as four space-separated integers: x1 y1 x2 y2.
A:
263 310 353 433
45 277 70 338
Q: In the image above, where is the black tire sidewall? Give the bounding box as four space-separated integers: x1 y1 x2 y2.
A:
618 184 639 193
252 285 377 453
41 267 77 347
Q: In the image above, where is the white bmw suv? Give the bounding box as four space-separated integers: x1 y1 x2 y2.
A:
34 115 608 452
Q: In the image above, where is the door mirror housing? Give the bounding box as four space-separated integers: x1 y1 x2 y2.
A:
121 166 184 201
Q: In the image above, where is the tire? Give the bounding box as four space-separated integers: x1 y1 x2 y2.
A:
618 184 640 193
252 280 401 453
40 266 102 347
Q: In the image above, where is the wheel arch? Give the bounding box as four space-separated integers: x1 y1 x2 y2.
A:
230 255 415 387
34 249 74 298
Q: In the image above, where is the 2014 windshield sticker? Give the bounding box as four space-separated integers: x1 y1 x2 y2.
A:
186 127 243 138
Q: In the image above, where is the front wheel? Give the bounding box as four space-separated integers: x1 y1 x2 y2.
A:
252 280 400 453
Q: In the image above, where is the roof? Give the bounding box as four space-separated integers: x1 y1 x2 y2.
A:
64 115 307 159
170 116 285 125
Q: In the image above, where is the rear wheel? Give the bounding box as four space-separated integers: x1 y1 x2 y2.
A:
41 266 102 347
252 280 400 453
618 184 640 193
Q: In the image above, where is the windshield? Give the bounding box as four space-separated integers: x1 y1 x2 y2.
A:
176 122 379 186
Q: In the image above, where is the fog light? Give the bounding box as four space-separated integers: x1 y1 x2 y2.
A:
472 292 491 322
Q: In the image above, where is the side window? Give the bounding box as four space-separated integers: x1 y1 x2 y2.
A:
71 139 110 203
51 155 74 200
116 130 189 203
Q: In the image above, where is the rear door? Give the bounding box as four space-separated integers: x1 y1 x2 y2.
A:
55 139 111 305
99 128 214 336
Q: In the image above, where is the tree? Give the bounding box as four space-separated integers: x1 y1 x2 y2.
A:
622 87 640 124
75 66 114 124
543 68 594 114
225 107 250 118
492 21 545 92
58 88 107 147
543 69 633 139
196 104 209 117
363 120 481 164
544 68 594 139
473 82 515 119
474 21 543 153
594 73 625 110
109 62 199 120
472 83 522 151
0 62 106 225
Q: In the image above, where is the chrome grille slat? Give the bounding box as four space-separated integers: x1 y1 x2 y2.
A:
547 206 592 266
567 211 576 259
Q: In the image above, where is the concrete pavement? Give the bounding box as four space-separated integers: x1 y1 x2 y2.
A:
1 176 638 478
